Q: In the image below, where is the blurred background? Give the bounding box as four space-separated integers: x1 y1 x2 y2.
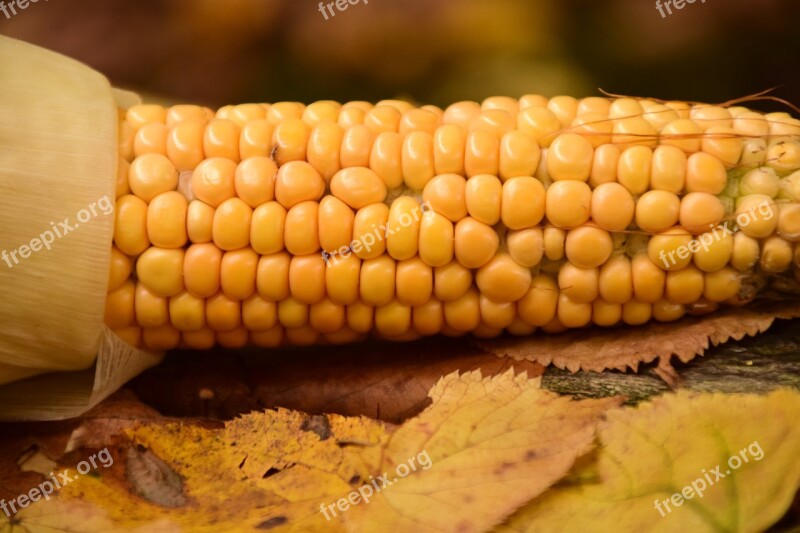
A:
1 0 799 112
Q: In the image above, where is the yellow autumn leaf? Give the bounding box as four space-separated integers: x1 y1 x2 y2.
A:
496 388 800 533
7 370 617 532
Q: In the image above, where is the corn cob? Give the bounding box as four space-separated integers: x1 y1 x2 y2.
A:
106 96 800 350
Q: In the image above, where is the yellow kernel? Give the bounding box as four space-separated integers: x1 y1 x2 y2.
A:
589 144 620 187
289 254 327 304
454 217 499 269
591 182 634 232
126 104 166 129
278 297 308 328
319 195 355 254
547 133 594 181
309 298 346 334
570 112 612 148
191 157 237 207
167 120 205 171
692 227 733 272
105 279 135 329
325 253 361 305
360 255 396 306
517 106 561 147
631 253 665 303
545 180 592 228
557 293 592 328
731 233 760 271
186 200 214 244
648 227 693 270
351 203 389 259
364 105 401 134
274 161 325 209
183 243 222 298
499 130 540 180
257 252 290 302
760 236 793 273
433 261 472 302
266 102 305 124
660 119 703 153
665 265 704 304
419 211 455 267
598 255 632 304
685 152 728 194
135 282 169 328
735 195 778 238
650 145 687 193
617 145 652 195
636 190 680 232
284 201 320 255
107 245 132 292
442 101 481 129
412 298 444 336
331 167 388 209
476 253 532 303
271 118 310 165
306 122 344 181
701 126 743 166
465 174 502 225
652 300 685 322
565 226 613 269
395 257 433 307
506 228 544 267
169 291 205 331
342 123 376 165
242 294 277 332
146 191 188 249
501 176 545 229
166 105 211 127
433 124 467 175
703 267 741 302
239 119 274 159
367 130 401 188
386 196 422 261
301 100 341 127
399 108 440 136
220 247 259 301
203 118 240 161
212 197 252 251
443 287 481 332
142 324 181 350
129 153 178 202
134 122 168 157
543 227 566 261
464 129 500 178
235 157 277 208
136 247 185 297
347 302 374 334
558 263 598 303
114 195 149 256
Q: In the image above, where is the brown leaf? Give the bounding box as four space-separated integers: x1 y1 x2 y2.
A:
129 337 545 423
475 301 800 374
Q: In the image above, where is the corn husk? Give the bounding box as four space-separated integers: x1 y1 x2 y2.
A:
0 35 163 420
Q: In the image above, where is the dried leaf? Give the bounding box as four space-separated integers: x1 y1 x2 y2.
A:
476 301 800 373
4 371 617 532
496 388 800 533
